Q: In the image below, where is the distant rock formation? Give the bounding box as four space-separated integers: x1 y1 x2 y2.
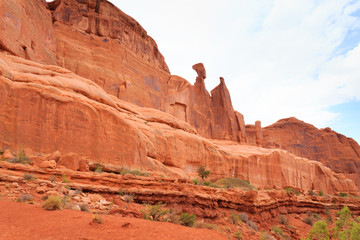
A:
262 117 360 189
165 64 247 142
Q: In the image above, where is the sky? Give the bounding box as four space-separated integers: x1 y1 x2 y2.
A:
51 0 360 143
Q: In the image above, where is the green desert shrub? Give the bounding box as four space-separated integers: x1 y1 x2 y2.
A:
215 177 256 191
7 150 31 164
42 196 63 210
24 173 36 181
194 221 217 229
272 226 284 237
284 187 300 196
92 214 103 224
197 166 210 181
234 231 243 239
142 202 169 221
230 212 240 224
120 168 149 176
94 163 103 173
339 192 349 197
179 212 197 227
61 175 70 183
306 220 329 240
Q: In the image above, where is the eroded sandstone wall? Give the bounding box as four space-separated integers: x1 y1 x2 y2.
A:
51 0 171 110
0 0 56 64
262 117 360 189
0 53 358 196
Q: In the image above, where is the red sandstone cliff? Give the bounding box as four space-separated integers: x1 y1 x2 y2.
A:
262 117 360 189
0 53 358 196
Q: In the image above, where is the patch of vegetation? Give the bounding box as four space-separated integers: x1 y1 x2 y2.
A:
7 150 31 164
142 202 169 221
122 193 135 203
308 190 316 196
279 214 288 225
313 213 321 220
17 194 33 203
239 212 249 223
24 173 36 181
48 175 57 183
79 204 90 212
339 192 349 197
284 187 300 196
233 231 243 239
163 208 180 224
197 166 210 181
306 220 329 240
214 177 256 191
230 212 240 224
260 231 275 240
42 196 63 210
318 190 324 196
306 206 360 240
179 212 197 227
120 168 150 177
304 216 314 226
94 163 103 173
272 226 284 237
200 181 220 188
192 179 199 185
61 175 70 183
92 214 103 224
248 220 258 231
195 221 217 229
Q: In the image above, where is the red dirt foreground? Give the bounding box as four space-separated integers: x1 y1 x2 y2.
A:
0 201 226 240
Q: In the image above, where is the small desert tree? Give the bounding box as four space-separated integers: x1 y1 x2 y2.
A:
197 166 210 181
307 220 330 240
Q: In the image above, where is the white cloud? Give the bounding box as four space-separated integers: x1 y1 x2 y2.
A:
110 1 360 130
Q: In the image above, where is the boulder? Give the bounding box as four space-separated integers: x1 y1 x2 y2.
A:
39 160 57 169
2 150 14 159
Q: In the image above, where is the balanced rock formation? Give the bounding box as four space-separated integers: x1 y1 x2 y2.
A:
165 65 246 142
262 117 360 189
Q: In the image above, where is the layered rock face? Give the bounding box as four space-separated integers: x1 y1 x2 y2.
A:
0 0 56 64
42 0 242 141
0 53 358 196
262 117 360 189
50 0 171 110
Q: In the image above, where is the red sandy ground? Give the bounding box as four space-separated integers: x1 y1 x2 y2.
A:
0 201 227 240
